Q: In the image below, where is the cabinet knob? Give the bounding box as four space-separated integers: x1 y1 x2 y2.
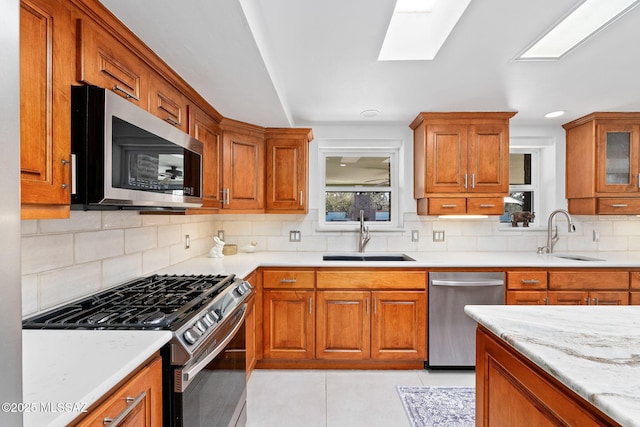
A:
61 184 68 189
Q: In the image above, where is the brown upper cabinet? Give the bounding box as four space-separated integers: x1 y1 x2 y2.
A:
220 119 266 211
410 112 516 216
265 128 313 213
189 104 223 209
20 0 74 219
76 18 149 109
148 72 189 132
564 113 640 214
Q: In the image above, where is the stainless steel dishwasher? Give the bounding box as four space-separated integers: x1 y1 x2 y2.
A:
428 272 504 369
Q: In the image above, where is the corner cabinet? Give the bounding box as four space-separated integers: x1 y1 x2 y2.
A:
265 128 314 213
410 112 516 216
20 0 73 219
564 112 640 214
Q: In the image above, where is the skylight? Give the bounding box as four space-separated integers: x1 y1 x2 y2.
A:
518 0 640 60
378 0 472 61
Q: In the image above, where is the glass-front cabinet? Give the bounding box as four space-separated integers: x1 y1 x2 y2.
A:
597 123 640 193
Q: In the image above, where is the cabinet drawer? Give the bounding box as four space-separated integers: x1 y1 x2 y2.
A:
467 197 504 215
631 292 640 305
507 271 547 290
631 272 640 289
263 270 315 289
598 198 640 214
317 270 426 290
506 291 548 305
149 73 188 132
428 198 466 215
548 271 629 290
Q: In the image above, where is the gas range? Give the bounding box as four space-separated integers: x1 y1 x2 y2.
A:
22 274 253 365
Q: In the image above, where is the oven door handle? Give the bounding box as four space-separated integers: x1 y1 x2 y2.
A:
176 303 247 393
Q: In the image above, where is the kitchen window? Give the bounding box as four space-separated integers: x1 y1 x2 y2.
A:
501 149 540 225
319 140 401 229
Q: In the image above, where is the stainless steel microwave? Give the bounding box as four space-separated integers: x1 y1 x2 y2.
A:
71 85 203 210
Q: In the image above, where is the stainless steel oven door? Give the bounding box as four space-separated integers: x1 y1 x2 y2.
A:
171 304 247 427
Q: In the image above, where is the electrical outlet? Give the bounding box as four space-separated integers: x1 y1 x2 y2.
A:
433 230 445 242
289 230 301 242
217 230 225 241
593 230 600 242
185 234 190 249
411 230 419 242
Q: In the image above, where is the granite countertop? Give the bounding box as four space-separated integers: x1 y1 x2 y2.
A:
22 330 172 427
157 250 640 279
464 305 640 427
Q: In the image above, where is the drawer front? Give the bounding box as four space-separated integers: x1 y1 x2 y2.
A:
597 198 640 214
507 271 547 290
317 270 426 290
263 270 315 289
548 271 629 290
631 292 640 305
428 198 466 215
506 291 548 305
631 272 640 289
467 197 504 215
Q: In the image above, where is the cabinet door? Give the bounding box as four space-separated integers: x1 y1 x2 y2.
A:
468 124 509 193
547 291 588 305
426 124 467 193
631 292 640 305
316 291 370 360
506 291 548 305
588 291 629 306
596 123 640 193
76 19 148 109
190 106 222 208
222 131 265 210
74 357 162 427
371 291 426 360
263 290 314 359
20 0 72 218
265 137 307 212
149 73 188 132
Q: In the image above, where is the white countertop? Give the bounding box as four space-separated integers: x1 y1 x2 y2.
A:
464 305 640 427
157 250 640 279
22 330 171 427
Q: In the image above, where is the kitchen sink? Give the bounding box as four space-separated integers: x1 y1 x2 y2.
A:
552 254 605 262
322 254 415 262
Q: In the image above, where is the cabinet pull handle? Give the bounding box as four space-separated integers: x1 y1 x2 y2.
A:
441 204 457 208
521 279 540 285
103 391 146 426
638 173 640 188
463 174 468 190
71 154 77 195
300 191 304 206
279 278 297 283
585 297 590 305
112 85 140 101
373 297 377 314
544 297 549 305
593 297 599 305
164 117 183 127
365 297 369 314
61 184 68 189
610 204 628 208
309 297 313 314
221 188 230 205
61 159 69 166
471 173 475 189
479 204 495 208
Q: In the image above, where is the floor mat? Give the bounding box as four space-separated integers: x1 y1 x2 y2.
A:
397 386 475 427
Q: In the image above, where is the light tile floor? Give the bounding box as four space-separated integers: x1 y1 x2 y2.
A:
246 369 475 427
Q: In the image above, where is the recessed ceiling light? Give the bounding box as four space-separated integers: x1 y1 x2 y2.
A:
360 109 380 118
518 0 640 60
545 110 565 118
378 0 472 61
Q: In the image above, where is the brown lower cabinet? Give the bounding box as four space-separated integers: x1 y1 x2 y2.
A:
72 355 162 427
315 290 426 361
262 290 315 359
476 326 619 426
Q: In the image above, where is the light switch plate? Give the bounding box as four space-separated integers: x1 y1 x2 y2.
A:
433 230 445 242
411 230 419 242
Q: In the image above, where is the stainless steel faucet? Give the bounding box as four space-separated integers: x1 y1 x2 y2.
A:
358 209 371 252
539 209 576 253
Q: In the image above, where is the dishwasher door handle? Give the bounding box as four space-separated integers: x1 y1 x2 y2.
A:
431 279 504 287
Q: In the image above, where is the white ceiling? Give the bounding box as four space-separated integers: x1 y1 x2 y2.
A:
100 0 640 128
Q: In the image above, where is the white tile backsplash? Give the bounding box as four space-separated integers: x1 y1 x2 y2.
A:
20 209 640 316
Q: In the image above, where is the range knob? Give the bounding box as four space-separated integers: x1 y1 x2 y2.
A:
194 319 207 333
202 313 215 327
183 328 199 345
236 281 252 296
210 308 222 322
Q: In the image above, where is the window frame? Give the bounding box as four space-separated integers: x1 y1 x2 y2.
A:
318 139 401 231
500 147 542 227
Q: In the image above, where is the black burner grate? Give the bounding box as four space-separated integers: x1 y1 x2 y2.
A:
22 274 235 330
